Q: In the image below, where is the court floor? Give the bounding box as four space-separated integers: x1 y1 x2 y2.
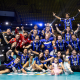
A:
0 72 80 80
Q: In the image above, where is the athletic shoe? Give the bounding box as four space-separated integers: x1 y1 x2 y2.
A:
42 69 46 73
31 69 35 72
26 66 32 71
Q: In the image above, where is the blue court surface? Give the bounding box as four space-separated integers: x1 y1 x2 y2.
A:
0 72 80 80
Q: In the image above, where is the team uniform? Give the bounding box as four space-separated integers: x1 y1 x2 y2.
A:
15 29 19 34
15 29 24 41
30 41 43 53
68 55 80 72
43 27 52 33
60 12 80 29
60 17 75 30
69 38 80 52
44 54 53 66
30 34 40 40
52 57 63 63
34 57 46 65
15 28 32 49
56 40 68 54
20 37 32 48
64 33 72 44
9 38 22 49
32 29 41 35
0 56 23 72
40 37 54 53
17 52 29 66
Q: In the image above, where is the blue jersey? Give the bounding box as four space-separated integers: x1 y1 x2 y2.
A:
18 52 29 65
31 41 43 52
4 56 23 70
53 55 63 63
30 34 41 40
32 29 41 35
68 55 80 66
56 40 68 51
60 17 75 30
40 37 54 52
70 38 80 51
52 57 63 63
64 33 72 44
30 34 38 40
34 57 46 65
44 54 53 65
43 27 52 33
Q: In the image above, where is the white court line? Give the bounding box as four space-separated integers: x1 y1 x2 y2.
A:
7 72 51 76
40 72 43 74
18 74 28 75
27 72 34 73
29 73 35 75
7 74 13 75
22 74 28 75
47 74 51 75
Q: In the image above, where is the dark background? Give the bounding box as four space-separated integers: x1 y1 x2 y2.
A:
0 0 80 31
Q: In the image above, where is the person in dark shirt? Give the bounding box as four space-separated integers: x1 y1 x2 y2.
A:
1 29 15 64
3 29 14 45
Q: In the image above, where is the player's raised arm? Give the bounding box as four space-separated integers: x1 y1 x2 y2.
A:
53 12 61 20
72 9 80 19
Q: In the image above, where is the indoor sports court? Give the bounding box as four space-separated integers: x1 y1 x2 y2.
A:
0 0 80 80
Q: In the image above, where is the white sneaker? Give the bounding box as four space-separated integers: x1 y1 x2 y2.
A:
31 69 35 72
42 69 46 73
46 69 51 72
70 70 74 74
26 66 32 71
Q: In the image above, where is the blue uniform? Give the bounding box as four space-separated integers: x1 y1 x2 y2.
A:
43 27 52 33
68 55 80 66
31 41 43 52
30 34 41 40
70 38 80 51
18 52 29 65
40 37 54 52
64 33 72 44
34 57 46 65
53 55 63 63
32 29 41 35
52 58 63 63
4 56 23 71
60 17 75 30
56 40 68 51
44 54 53 65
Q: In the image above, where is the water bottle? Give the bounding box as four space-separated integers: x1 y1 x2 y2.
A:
54 46 57 55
